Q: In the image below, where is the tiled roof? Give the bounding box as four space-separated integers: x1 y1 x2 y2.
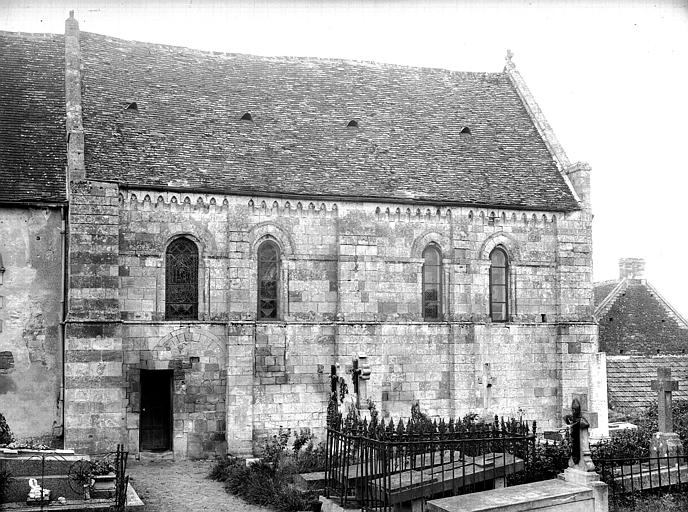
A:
607 356 688 412
595 280 688 355
593 280 617 308
0 32 67 204
79 32 580 211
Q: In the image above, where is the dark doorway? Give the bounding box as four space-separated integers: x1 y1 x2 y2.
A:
140 370 173 452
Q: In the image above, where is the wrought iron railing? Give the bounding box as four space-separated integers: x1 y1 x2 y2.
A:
325 413 536 511
594 453 688 511
0 444 128 511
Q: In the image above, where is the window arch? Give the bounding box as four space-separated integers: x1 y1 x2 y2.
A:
165 237 199 320
422 245 442 321
257 240 280 320
489 247 508 322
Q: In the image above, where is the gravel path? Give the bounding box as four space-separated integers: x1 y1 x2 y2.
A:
127 459 272 512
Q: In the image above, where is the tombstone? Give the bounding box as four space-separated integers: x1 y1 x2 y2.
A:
563 398 596 474
650 367 684 466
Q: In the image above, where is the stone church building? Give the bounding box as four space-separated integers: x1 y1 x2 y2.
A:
0 13 608 458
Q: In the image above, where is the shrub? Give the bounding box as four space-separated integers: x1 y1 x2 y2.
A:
0 413 13 445
0 467 11 503
209 427 325 512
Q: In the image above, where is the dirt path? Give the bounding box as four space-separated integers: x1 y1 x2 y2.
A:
127 459 272 512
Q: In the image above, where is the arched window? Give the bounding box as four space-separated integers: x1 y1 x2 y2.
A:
257 240 280 320
422 245 442 321
165 238 199 320
489 247 508 322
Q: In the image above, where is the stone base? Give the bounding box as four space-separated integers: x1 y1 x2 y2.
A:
564 468 601 486
651 432 684 465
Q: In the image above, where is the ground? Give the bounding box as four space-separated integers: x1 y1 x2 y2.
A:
127 459 271 512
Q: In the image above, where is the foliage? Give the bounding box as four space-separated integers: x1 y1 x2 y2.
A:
508 438 571 486
263 426 292 467
615 491 688 512
209 427 326 512
89 459 116 476
0 413 14 446
0 467 11 503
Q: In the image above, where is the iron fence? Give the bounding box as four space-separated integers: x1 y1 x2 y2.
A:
594 453 688 511
325 413 537 511
0 443 128 511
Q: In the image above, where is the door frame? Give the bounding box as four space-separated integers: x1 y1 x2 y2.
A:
139 369 173 452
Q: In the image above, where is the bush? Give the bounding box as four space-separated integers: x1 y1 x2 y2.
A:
209 427 325 512
0 468 11 503
0 413 13 445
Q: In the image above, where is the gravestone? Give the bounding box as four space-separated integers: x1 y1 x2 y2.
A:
650 367 684 465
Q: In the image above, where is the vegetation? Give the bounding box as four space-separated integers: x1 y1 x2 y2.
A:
0 467 11 503
209 427 325 512
0 413 13 446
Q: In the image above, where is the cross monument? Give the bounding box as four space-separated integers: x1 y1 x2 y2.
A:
651 367 678 433
650 367 684 465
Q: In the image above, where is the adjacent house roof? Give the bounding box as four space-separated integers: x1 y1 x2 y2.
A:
594 279 688 355
0 32 67 204
77 32 580 211
607 356 688 412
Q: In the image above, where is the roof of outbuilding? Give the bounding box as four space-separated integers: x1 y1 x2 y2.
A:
78 32 580 211
0 32 67 204
594 280 688 355
607 356 688 412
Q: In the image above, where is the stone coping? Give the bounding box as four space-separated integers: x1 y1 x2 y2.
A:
427 479 592 512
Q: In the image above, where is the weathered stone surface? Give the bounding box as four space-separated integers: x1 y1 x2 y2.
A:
0 206 63 442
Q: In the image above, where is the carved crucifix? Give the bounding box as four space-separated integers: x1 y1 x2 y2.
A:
478 363 494 416
651 367 679 433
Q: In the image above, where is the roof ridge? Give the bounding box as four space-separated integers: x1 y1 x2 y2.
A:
78 30 504 76
0 30 63 40
594 278 628 321
644 280 688 330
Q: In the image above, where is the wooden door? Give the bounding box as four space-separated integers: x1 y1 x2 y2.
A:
140 370 172 451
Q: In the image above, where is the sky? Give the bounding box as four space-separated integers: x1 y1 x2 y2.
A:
2 0 687 318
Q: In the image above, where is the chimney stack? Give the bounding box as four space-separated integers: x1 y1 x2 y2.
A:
619 258 645 281
65 10 85 181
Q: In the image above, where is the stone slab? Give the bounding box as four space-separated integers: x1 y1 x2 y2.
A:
293 471 326 491
427 479 593 512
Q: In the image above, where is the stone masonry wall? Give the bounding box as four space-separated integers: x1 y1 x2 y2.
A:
0 206 63 442
64 181 125 453
65 183 604 456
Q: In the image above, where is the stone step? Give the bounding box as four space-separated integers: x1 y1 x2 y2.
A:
294 471 326 491
137 450 174 462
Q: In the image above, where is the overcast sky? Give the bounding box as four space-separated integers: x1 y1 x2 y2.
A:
2 0 687 318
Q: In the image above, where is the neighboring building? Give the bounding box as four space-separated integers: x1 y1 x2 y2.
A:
0 32 67 443
606 356 688 414
0 12 608 458
595 258 688 415
595 258 688 356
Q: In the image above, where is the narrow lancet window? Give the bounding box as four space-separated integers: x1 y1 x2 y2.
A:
489 247 508 322
422 245 442 321
165 238 199 320
257 240 280 319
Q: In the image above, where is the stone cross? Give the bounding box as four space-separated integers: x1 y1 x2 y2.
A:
478 363 494 416
651 367 679 433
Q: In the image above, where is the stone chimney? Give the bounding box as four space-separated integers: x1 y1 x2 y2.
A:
619 258 645 281
65 10 85 181
564 162 592 211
